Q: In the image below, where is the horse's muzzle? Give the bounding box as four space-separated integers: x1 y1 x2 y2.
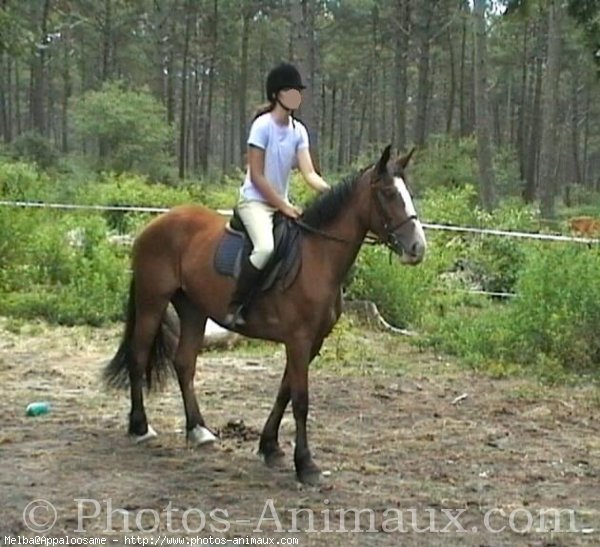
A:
395 220 427 265
400 241 426 265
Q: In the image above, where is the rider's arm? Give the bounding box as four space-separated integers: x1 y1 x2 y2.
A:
297 147 330 193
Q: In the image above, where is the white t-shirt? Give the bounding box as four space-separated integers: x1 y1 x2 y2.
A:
240 112 310 203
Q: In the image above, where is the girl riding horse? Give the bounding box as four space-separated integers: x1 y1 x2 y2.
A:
224 63 330 327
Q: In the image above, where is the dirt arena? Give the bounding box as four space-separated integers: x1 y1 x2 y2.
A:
1 317 598 546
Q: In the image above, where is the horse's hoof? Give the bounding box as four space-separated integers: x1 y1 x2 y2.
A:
261 447 286 469
131 424 157 444
297 464 322 486
187 425 218 447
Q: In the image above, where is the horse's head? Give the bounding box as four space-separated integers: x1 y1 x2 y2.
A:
368 145 426 265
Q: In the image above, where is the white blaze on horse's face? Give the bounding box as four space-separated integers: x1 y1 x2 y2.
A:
393 176 427 265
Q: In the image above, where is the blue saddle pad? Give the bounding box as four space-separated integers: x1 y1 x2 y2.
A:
213 219 302 293
214 230 250 278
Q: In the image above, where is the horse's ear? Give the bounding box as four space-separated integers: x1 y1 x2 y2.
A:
397 147 416 169
376 144 392 175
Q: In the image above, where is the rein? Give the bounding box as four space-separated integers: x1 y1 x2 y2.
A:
295 218 384 246
295 183 418 249
294 218 355 244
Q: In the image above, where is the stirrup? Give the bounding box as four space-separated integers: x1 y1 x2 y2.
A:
223 305 246 328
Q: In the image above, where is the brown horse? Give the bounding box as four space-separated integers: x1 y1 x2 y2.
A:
104 145 426 484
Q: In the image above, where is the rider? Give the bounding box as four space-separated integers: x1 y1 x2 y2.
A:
223 62 330 327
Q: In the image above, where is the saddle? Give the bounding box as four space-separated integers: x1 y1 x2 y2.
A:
214 208 302 293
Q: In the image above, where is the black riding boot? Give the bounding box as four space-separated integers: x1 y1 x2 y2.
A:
223 258 263 328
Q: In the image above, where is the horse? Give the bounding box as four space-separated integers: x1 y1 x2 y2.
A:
568 216 600 238
104 144 427 485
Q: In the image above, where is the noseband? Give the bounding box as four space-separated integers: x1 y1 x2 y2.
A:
371 182 418 249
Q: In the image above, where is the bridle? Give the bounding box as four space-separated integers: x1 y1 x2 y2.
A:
371 180 419 250
296 177 418 251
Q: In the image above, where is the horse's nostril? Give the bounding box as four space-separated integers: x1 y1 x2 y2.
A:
410 241 426 257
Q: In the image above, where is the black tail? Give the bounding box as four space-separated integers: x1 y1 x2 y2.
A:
103 280 178 391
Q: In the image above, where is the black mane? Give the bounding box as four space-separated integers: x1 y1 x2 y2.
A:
301 164 373 229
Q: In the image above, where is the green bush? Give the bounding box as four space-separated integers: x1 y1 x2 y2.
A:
0 209 129 325
507 245 600 372
411 134 523 201
0 208 37 290
71 171 241 233
421 185 537 295
0 160 53 200
11 131 59 170
74 172 197 233
411 135 478 193
347 245 438 328
425 244 600 378
72 82 173 180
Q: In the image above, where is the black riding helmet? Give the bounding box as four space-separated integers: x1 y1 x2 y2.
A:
266 63 306 101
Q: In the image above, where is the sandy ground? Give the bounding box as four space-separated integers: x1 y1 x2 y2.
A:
0 317 599 546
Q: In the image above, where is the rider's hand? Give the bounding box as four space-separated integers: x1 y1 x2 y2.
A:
283 204 302 219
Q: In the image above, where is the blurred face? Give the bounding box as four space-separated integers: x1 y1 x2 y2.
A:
278 88 302 110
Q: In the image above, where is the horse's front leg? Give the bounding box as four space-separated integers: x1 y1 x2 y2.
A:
259 367 290 467
286 337 322 485
260 336 325 472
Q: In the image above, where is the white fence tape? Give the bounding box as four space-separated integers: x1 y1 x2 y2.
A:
421 222 600 244
1 200 599 245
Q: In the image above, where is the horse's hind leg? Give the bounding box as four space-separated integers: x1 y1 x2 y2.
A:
171 292 216 446
129 294 170 441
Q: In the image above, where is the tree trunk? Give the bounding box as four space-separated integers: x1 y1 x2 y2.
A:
101 0 112 81
290 0 321 172
61 33 71 153
329 84 336 169
166 10 177 127
393 0 410 151
538 0 563 218
570 67 582 185
368 3 379 146
0 52 9 143
320 80 326 148
349 84 361 162
228 87 236 170
178 2 192 180
192 58 201 172
517 20 529 182
31 0 51 136
414 1 433 146
200 0 218 174
0 0 7 142
15 59 21 135
473 0 496 210
367 65 375 146
582 83 590 187
379 64 388 146
337 83 347 170
238 8 250 168
446 25 456 135
459 9 468 137
357 87 368 156
523 54 543 203
221 79 228 173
